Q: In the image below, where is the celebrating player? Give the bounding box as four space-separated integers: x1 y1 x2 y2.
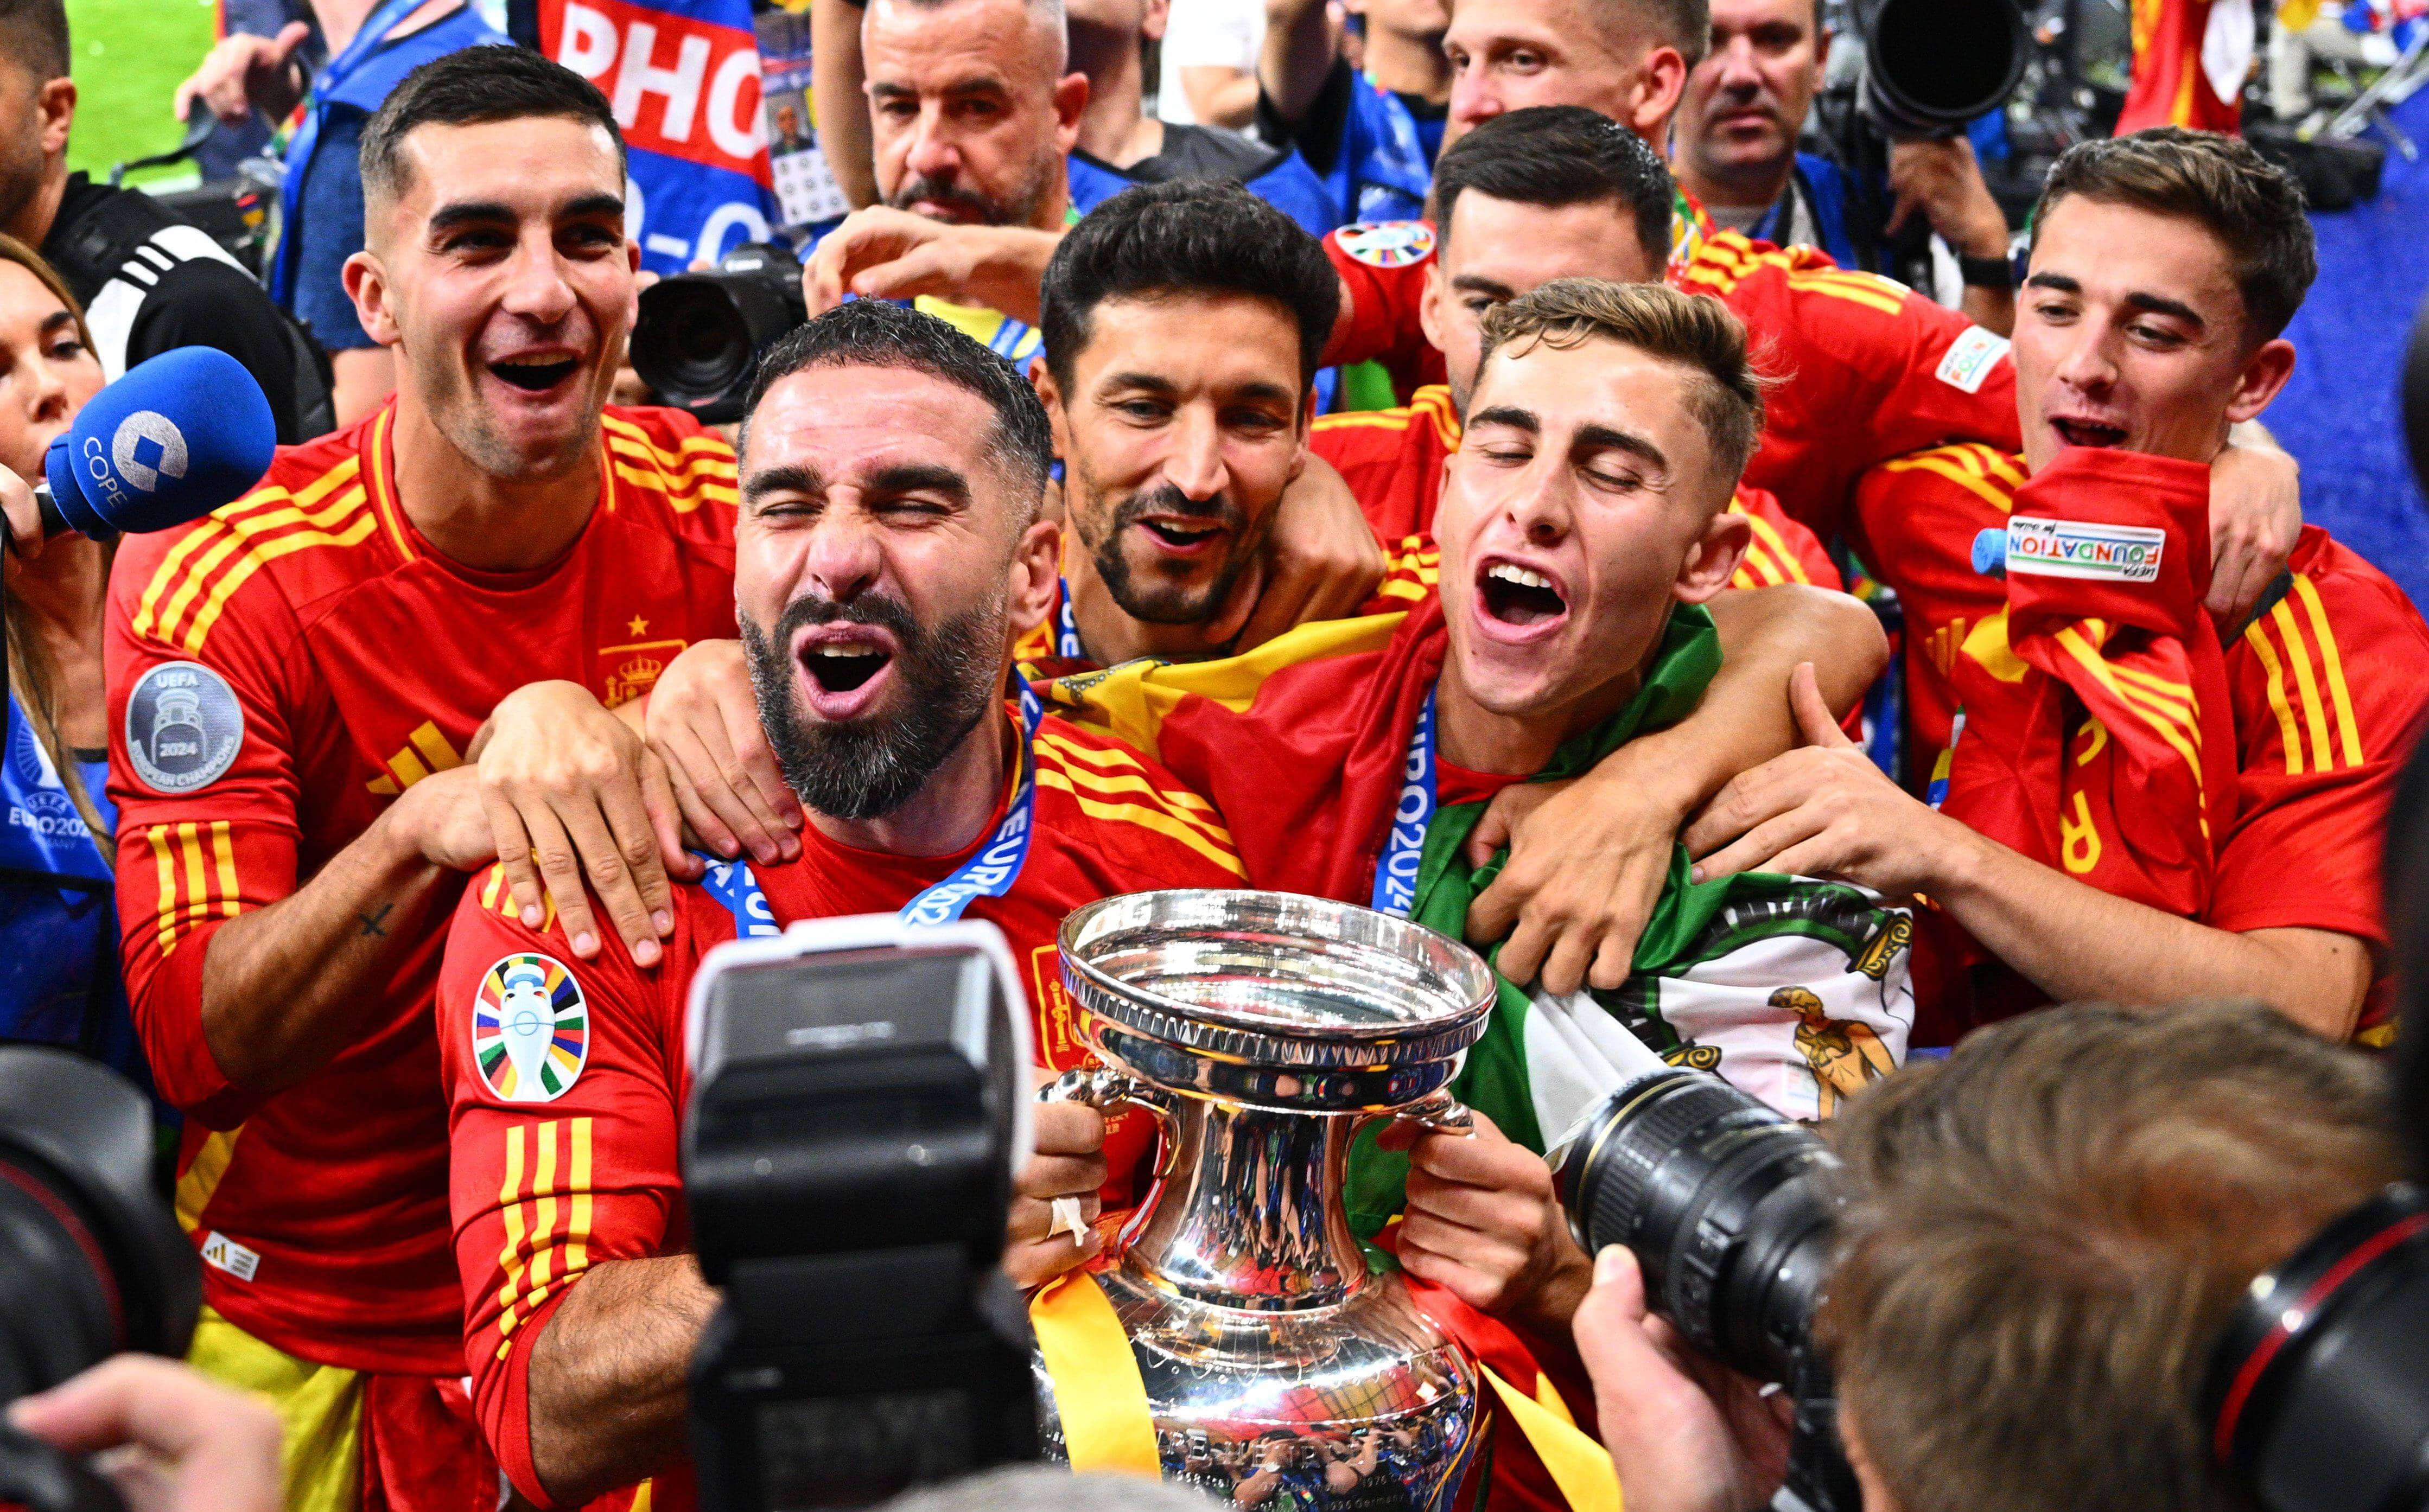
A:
1051 278 1915 1289
439 301 1249 1512
1693 129 2429 1044
105 51 741 1510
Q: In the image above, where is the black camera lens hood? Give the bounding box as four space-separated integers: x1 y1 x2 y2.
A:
2203 1181 2429 1512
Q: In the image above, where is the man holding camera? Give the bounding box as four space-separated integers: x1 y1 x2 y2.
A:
1571 999 2402 1512
104 49 747 1512
435 299 1251 1512
1669 0 2017 334
1688 129 2429 1044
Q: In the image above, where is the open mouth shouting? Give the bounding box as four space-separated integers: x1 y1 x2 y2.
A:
792 622 901 721
1134 513 1228 556
1472 555 1570 642
483 344 587 402
2049 413 2130 449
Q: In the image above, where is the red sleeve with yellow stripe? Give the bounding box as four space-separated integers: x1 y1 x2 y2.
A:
2212 530 2429 966
441 869 689 1508
1681 232 2021 539
1725 485 1841 591
104 511 319 1130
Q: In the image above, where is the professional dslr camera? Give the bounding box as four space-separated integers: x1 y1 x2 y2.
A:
631 244 810 425
1560 741 2429 1512
683 915 1041 1512
0 1049 201 1512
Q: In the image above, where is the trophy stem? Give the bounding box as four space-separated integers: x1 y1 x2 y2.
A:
1121 1098 1372 1311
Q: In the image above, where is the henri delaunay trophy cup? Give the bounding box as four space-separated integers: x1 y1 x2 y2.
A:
1038 890 1500 1511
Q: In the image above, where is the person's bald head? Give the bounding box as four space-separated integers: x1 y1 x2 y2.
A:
864 0 1084 229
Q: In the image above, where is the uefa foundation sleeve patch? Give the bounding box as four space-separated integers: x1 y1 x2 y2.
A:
1338 221 1435 269
1935 326 2011 394
473 953 590 1103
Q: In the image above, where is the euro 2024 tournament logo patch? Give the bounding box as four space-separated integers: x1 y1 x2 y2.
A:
1338 220 1435 269
473 954 589 1103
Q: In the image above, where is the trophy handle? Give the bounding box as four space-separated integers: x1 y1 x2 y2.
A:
1040 1066 1186 1178
1397 1086 1476 1137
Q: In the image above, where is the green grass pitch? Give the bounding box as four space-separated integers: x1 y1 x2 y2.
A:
65 0 221 183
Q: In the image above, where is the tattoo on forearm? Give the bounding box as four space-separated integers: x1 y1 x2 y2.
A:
358 904 392 937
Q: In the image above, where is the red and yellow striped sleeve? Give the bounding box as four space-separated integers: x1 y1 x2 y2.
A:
441 870 684 1507
2211 534 2429 990
106 493 321 1128
1724 486 1842 592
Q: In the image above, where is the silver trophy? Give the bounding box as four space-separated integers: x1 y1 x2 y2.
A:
1037 890 1498 1511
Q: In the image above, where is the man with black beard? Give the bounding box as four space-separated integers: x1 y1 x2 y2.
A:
432 300 1249 1512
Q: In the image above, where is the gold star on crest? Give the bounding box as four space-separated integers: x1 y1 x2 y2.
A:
627 615 648 636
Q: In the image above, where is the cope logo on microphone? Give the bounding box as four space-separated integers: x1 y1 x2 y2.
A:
112 412 188 492
125 661 244 794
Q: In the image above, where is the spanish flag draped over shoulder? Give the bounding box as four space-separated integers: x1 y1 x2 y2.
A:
1941 448 2240 929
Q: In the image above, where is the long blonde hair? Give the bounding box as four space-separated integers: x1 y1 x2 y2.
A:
0 233 112 854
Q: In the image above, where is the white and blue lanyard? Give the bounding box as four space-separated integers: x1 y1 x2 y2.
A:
700 683 1048 936
1370 689 1438 917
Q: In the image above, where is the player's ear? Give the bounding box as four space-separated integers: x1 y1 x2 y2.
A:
1628 46 1689 139
1419 260 1447 355
1008 513 1061 638
345 251 403 349
1032 356 1076 462
1676 508 1751 605
2226 337 2297 425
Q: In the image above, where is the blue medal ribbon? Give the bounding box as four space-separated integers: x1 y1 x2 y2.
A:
1370 689 1438 917
1053 577 1084 661
698 684 1048 935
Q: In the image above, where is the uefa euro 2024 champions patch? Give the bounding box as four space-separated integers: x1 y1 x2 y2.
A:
1337 220 1435 269
472 953 589 1103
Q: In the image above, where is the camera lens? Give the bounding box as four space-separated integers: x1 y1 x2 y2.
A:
2205 1184 2429 1512
1559 1069 1841 1386
631 249 811 425
1858 0 2027 138
0 1049 199 1403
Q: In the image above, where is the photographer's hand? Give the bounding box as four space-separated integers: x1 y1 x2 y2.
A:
1573 1246 1792 1512
9 1356 283 1512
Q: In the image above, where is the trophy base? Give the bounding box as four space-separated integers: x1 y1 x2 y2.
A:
1033 1264 1484 1512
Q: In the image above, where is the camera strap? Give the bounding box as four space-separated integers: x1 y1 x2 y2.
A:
696 684 1048 936
1370 687 1438 917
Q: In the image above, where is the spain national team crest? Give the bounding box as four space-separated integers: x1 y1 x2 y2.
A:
1337 220 1435 269
472 953 589 1103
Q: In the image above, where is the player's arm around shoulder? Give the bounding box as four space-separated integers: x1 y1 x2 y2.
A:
440 869 714 1509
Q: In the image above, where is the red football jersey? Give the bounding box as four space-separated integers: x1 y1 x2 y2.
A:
1852 444 2429 1037
1309 384 1843 592
1321 226 2021 538
107 402 741 1374
438 709 1244 1509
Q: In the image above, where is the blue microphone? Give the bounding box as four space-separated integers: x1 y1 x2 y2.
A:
36 347 277 539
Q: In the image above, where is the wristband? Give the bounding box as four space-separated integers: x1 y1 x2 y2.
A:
1959 252 2015 291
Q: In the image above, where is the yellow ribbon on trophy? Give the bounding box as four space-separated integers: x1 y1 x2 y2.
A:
1028 1272 1624 1510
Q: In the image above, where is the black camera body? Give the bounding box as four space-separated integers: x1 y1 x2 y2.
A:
632 244 809 425
683 918 1040 1512
0 1049 200 1512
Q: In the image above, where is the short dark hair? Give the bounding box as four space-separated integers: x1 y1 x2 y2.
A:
2032 127 2317 344
360 46 627 209
1821 1000 2400 1512
743 299 1055 511
1432 107 1674 273
1038 179 1341 391
0 0 68 81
